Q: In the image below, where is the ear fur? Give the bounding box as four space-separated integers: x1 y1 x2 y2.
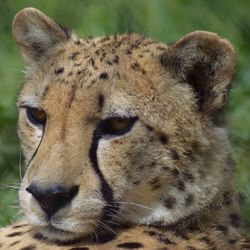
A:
161 31 236 115
12 7 71 65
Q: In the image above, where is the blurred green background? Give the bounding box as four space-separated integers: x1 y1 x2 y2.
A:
0 0 249 227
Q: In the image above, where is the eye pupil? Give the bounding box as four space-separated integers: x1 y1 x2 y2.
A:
26 107 46 125
110 119 130 130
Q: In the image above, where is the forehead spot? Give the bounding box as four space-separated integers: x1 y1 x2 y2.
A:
159 134 168 144
99 72 109 80
69 51 80 60
54 67 64 74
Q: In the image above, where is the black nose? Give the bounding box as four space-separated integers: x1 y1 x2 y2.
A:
26 183 79 217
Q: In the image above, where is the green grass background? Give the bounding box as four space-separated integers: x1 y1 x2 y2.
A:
0 0 249 227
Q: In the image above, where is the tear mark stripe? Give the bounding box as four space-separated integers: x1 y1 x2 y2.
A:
27 124 46 168
89 130 119 222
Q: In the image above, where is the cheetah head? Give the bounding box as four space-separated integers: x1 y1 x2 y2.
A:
13 8 236 242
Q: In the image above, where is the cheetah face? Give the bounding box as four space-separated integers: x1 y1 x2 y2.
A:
13 8 235 242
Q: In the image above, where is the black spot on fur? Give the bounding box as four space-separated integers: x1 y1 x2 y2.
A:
42 85 50 99
183 171 194 183
9 241 20 246
126 49 132 55
177 180 185 191
185 194 194 207
187 246 199 250
117 242 143 248
164 196 176 209
173 229 189 240
69 52 80 60
106 60 112 65
199 236 215 247
184 150 194 161
133 180 141 185
74 40 81 45
7 231 24 237
145 230 176 245
20 245 36 250
170 168 180 176
113 55 119 64
68 248 89 250
157 46 167 51
74 63 82 67
33 233 44 240
77 69 85 75
89 58 97 69
170 149 180 160
215 224 228 234
149 177 162 189
146 125 154 131
130 62 146 74
99 72 109 80
160 134 168 144
229 213 242 228
228 239 237 245
54 67 64 74
12 224 27 229
223 191 232 206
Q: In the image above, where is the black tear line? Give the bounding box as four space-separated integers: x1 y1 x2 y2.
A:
89 131 119 223
27 124 46 168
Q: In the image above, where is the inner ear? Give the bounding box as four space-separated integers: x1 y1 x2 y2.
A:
12 7 71 65
186 60 212 111
161 31 236 115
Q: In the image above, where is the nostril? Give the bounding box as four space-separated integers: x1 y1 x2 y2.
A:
26 183 79 216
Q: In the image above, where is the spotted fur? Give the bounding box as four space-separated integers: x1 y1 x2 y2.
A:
0 7 249 250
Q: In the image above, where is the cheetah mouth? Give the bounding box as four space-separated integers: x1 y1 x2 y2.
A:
26 214 99 242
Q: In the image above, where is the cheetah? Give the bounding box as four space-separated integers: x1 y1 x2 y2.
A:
0 7 249 250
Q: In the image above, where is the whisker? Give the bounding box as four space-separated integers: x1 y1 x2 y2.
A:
102 219 122 228
89 220 99 243
19 147 23 181
96 219 117 235
116 201 153 210
0 184 20 190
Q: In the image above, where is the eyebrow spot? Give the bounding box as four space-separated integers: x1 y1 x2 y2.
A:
99 72 109 80
54 67 64 74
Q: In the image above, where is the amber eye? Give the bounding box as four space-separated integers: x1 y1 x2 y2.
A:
26 107 46 126
98 117 138 136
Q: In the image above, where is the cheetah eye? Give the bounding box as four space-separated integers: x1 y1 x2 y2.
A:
98 117 138 136
26 107 46 126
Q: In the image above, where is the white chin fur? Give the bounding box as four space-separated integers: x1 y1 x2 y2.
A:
25 214 93 242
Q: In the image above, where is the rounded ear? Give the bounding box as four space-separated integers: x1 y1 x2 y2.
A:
12 7 71 65
160 31 236 115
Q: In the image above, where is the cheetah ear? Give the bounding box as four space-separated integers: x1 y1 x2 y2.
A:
12 8 71 65
161 31 236 115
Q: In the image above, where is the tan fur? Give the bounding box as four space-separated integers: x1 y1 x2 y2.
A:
0 7 249 249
